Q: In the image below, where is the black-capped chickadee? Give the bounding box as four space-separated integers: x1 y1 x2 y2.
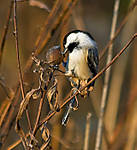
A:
62 30 99 125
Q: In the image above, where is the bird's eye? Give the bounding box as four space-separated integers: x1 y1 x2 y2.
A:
68 42 79 53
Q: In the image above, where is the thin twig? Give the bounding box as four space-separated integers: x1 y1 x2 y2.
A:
0 79 14 127
7 133 30 150
14 0 78 142
0 1 13 65
83 113 92 150
95 0 120 150
34 0 77 56
0 0 135 148
30 91 45 142
60 0 78 29
13 0 30 149
23 0 77 74
99 0 137 60
6 33 137 149
0 78 13 99
38 33 137 129
35 0 62 48
0 1 133 140
0 0 77 146
0 85 20 145
13 0 25 104
14 0 32 133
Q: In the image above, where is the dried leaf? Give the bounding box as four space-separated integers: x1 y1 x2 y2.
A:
32 88 42 99
29 132 38 146
29 0 50 12
40 123 50 150
47 79 59 111
15 88 41 146
45 45 63 65
16 88 39 121
40 123 50 142
40 140 50 150
40 71 51 83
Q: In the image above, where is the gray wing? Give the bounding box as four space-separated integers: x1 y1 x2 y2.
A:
87 47 99 76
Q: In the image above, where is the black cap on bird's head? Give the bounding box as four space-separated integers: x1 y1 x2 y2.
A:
62 30 96 55
63 30 95 47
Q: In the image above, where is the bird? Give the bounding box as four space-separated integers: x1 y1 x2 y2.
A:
61 30 99 125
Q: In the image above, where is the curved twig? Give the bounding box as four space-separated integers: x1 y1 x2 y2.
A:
38 33 137 129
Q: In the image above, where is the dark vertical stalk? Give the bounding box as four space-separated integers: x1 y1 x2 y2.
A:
0 1 13 65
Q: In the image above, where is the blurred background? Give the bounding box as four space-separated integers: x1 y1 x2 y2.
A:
0 0 137 150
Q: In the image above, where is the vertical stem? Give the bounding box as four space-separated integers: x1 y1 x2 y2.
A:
95 0 120 150
0 1 13 65
13 1 31 149
32 91 45 136
13 0 24 99
83 113 92 150
13 0 32 132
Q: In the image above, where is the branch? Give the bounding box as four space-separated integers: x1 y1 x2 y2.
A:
13 0 31 149
30 91 45 143
0 1 13 65
99 0 137 59
95 0 120 149
0 0 78 146
83 113 92 150
6 33 137 150
13 0 25 106
38 33 137 129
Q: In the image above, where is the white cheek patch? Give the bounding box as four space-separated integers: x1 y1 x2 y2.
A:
66 34 77 47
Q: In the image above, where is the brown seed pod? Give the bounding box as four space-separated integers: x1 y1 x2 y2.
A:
45 45 64 65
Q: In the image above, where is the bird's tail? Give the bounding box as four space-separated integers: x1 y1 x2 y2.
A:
62 98 75 126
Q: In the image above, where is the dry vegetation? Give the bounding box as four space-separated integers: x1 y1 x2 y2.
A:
0 0 137 150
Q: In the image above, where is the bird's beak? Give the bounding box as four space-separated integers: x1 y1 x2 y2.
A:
61 48 68 55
